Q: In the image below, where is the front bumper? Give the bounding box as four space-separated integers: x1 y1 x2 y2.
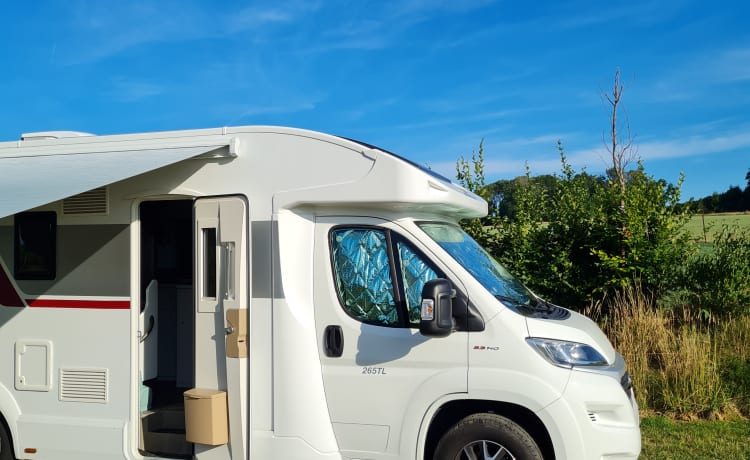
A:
538 354 641 459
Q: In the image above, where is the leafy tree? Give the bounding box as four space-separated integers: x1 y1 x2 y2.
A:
456 70 694 309
721 186 744 212
456 140 495 249
457 143 693 309
484 174 558 219
685 167 750 213
594 163 692 295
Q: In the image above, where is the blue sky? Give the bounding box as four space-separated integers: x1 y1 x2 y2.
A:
1 0 748 200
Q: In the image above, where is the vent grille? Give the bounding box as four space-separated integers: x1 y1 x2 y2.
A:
63 187 108 215
59 368 108 403
587 411 599 422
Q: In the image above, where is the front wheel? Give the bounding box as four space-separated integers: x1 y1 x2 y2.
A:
0 420 15 460
434 413 543 460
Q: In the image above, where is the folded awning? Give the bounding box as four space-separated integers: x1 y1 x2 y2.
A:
0 144 227 218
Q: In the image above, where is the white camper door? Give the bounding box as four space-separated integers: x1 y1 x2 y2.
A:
194 196 250 460
314 217 468 458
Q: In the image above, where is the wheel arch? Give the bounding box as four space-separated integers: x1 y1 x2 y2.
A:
0 412 15 460
423 399 555 460
0 383 21 460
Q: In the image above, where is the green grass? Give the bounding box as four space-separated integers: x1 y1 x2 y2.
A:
685 212 750 242
640 416 750 459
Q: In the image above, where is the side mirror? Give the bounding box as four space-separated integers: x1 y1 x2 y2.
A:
419 278 456 338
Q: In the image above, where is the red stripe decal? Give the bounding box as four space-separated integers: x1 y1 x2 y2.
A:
0 262 25 307
26 299 131 309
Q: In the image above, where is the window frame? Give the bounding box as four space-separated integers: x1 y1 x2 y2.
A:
14 211 57 280
328 225 444 328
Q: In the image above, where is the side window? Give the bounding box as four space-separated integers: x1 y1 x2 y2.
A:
331 228 398 325
330 226 440 327
14 211 57 280
397 242 438 325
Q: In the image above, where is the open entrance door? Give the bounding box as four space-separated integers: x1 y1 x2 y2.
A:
138 200 195 458
193 196 250 460
137 197 249 460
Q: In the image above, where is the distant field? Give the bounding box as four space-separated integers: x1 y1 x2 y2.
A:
684 212 750 242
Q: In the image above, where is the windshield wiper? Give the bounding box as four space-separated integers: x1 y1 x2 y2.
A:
494 295 529 308
502 295 571 320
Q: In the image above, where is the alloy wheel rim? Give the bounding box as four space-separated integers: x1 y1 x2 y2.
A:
456 440 516 460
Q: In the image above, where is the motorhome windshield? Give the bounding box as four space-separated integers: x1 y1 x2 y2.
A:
418 222 538 309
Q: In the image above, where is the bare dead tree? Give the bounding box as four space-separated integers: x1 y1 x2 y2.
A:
604 68 637 206
603 69 639 256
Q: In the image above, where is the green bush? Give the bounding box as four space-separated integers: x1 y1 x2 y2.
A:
455 138 750 420
457 142 694 310
672 225 750 317
723 357 750 415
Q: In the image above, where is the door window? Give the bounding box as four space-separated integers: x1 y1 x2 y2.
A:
330 227 439 327
397 241 438 324
201 228 217 300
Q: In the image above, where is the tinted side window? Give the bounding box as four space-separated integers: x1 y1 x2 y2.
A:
330 227 440 327
14 211 57 280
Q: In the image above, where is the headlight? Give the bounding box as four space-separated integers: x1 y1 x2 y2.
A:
526 337 608 368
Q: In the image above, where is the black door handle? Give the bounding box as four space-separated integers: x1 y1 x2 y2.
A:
324 325 344 357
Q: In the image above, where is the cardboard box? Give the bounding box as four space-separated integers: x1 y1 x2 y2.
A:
183 388 228 445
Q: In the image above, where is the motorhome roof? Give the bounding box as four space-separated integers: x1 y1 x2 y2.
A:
4 125 354 149
339 136 454 184
0 125 487 220
20 131 95 141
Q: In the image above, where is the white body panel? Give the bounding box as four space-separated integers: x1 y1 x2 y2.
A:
0 126 639 460
312 217 469 459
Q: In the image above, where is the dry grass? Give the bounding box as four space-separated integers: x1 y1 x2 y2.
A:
585 286 749 419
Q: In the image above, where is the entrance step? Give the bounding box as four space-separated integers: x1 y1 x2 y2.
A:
141 409 192 457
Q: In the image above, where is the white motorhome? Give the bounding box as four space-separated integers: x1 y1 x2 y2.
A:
0 126 640 460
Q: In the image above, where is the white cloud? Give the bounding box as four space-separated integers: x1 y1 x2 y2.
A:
221 91 327 123
226 1 322 33
411 121 750 185
235 101 318 118
226 8 292 33
109 78 163 102
713 47 750 83
61 2 208 64
392 0 497 15
640 43 750 105
59 1 319 64
638 130 750 160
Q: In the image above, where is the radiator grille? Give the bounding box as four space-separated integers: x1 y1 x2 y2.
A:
59 368 108 403
63 187 108 215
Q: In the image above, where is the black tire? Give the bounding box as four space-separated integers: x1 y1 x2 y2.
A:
433 413 543 460
0 420 15 460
